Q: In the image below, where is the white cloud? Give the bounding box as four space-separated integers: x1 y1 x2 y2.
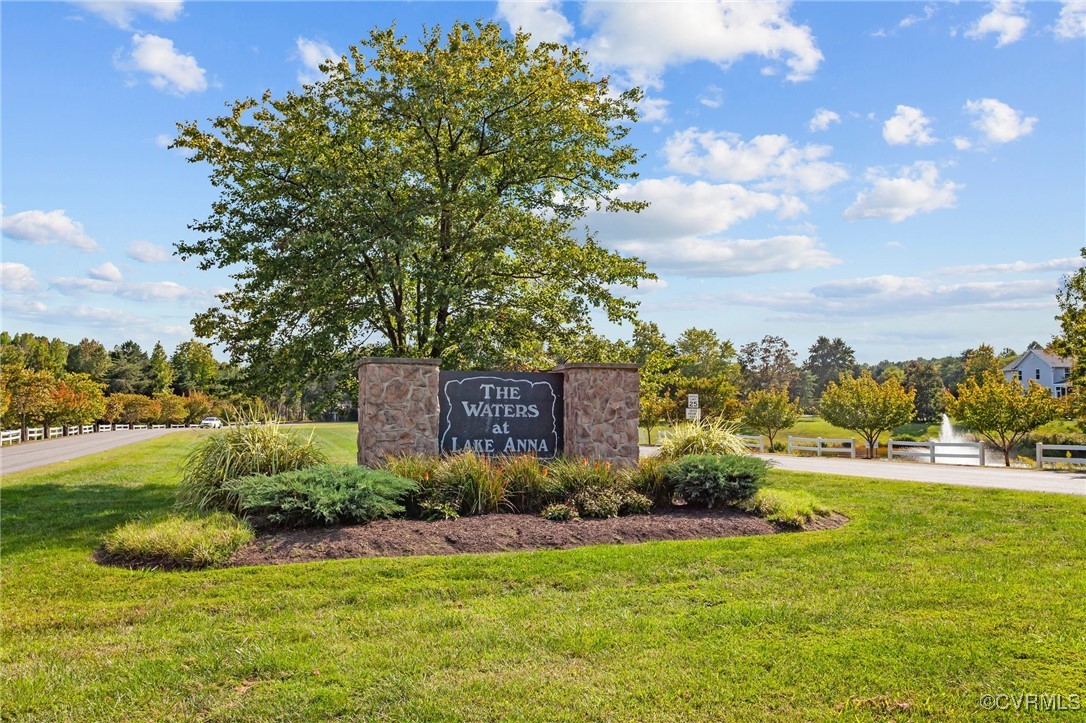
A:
966 1 1029 47
1 209 98 251
808 108 840 132
698 85 724 109
900 4 937 28
73 1 183 30
964 98 1037 143
844 162 962 222
578 0 823 88
939 256 1086 276
88 262 123 282
882 105 936 146
584 177 836 277
612 234 841 277
1054 1 1086 39
698 275 1056 318
52 270 211 303
639 96 671 124
127 239 172 263
496 0 573 45
116 33 207 95
590 177 805 247
1 263 40 294
952 137 973 151
663 129 848 193
294 37 337 85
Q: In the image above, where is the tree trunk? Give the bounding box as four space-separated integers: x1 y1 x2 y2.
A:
1004 448 1011 466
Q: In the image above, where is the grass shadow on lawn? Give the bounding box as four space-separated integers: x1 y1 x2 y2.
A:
1 481 174 557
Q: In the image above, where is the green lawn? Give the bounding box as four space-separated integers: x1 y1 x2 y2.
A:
3 423 1085 720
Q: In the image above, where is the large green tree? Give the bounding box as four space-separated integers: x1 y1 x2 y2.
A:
171 340 218 394
803 336 856 401
66 338 111 383
107 341 152 395
738 335 801 395
174 21 650 386
149 342 176 395
903 359 945 422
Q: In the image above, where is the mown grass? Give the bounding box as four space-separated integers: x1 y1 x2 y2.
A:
3 423 1085 721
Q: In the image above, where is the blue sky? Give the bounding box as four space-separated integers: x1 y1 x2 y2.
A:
2 1 1084 363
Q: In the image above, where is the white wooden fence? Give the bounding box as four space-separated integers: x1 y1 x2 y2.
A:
737 434 765 453
787 436 856 458
888 440 986 465
1 423 204 446
1035 443 1086 469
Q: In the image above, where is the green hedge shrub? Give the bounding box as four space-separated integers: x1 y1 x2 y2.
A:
177 421 327 513
223 465 417 528
102 513 253 569
664 454 768 508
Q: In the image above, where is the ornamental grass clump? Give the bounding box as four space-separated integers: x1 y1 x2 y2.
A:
223 465 417 528
739 488 832 527
436 451 508 516
626 455 673 507
546 456 622 497
664 454 768 508
101 513 253 569
499 455 564 513
176 417 327 514
657 418 751 460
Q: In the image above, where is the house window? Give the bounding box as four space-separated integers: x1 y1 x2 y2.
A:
1035 369 1041 380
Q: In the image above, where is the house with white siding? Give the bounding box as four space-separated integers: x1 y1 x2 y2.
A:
1002 349 1074 397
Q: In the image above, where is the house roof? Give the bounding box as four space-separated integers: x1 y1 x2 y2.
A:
1002 349 1075 372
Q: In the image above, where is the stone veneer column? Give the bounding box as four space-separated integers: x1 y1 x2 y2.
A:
357 358 440 466
555 363 639 465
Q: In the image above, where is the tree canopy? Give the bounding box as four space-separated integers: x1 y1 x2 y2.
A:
946 373 1061 466
175 21 652 386
819 372 916 458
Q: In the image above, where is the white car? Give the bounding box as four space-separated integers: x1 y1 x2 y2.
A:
200 417 223 429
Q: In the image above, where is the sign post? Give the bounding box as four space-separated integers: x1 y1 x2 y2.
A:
686 393 701 421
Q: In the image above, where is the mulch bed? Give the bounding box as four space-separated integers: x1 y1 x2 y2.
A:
228 509 849 566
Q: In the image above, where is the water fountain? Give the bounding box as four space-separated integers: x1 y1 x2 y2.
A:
932 414 981 465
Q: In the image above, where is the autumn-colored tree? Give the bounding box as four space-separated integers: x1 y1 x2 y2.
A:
47 374 107 432
819 373 916 458
2 366 57 441
153 392 188 425
945 373 1062 466
182 391 215 423
108 393 159 425
742 388 801 450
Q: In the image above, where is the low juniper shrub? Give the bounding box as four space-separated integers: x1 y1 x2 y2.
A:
664 454 768 508
223 465 417 528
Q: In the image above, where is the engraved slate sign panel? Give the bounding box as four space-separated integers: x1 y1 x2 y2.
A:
439 372 563 458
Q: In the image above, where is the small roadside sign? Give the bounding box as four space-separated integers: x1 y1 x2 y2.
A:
687 394 699 409
686 407 701 420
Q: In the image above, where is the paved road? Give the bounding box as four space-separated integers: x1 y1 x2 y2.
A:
0 428 192 475
640 446 1086 496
